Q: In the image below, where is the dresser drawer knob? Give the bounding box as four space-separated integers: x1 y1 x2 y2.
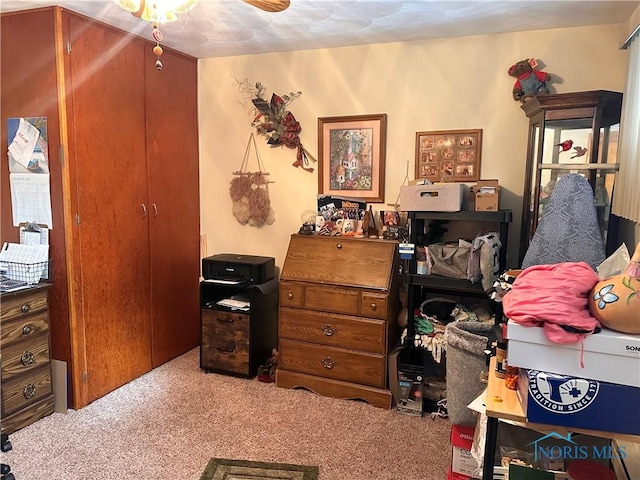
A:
370 303 377 311
23 384 36 399
336 243 342 249
216 316 234 323
21 351 35 366
21 304 30 313
321 324 337 336
22 325 33 335
287 293 293 300
321 356 337 369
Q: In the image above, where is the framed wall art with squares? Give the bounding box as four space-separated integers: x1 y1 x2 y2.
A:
318 114 387 203
415 129 482 183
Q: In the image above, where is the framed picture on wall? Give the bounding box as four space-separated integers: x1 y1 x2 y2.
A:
415 129 482 182
318 114 387 203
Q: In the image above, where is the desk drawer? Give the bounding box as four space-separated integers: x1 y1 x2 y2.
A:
1 365 52 416
0 290 48 323
201 310 250 375
304 285 360 316
279 306 385 353
1 311 49 348
1 333 50 378
278 338 386 388
279 283 304 308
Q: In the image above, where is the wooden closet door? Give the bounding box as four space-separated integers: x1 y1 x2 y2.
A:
67 15 152 403
144 47 200 367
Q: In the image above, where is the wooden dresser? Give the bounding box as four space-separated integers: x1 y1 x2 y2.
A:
0 285 55 434
277 235 401 409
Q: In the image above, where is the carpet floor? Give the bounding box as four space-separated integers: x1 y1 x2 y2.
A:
0 347 452 479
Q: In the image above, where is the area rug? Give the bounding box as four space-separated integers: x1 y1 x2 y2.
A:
199 458 319 480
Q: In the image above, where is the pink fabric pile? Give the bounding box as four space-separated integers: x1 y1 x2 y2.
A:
503 262 601 344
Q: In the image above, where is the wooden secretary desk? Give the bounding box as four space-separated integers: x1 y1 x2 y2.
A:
276 234 401 409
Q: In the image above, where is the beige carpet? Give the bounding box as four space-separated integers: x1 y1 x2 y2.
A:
1 348 452 479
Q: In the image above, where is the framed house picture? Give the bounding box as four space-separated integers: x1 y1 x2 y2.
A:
318 114 387 203
415 129 482 182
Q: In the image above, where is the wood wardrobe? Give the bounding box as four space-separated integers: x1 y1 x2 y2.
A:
0 7 201 409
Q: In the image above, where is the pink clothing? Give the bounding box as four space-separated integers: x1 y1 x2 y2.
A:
503 262 601 344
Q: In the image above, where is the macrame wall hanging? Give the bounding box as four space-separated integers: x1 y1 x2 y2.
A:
235 78 316 172
229 133 276 228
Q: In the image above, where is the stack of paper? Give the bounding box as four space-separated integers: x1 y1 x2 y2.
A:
216 298 250 311
0 242 49 284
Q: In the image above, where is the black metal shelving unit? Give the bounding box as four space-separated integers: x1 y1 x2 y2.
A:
404 209 513 344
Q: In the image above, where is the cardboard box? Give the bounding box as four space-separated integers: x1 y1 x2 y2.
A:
473 179 499 211
506 320 640 388
518 368 640 436
399 183 467 212
448 424 479 480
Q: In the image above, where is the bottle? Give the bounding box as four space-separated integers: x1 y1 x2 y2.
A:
495 341 507 379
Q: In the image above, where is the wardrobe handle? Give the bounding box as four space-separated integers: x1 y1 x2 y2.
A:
141 204 147 218
287 293 293 300
152 203 158 217
217 347 235 353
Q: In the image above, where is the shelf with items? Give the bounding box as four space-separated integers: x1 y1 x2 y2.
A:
482 356 640 480
404 209 512 344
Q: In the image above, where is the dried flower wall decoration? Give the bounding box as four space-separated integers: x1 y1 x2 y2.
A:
235 78 316 172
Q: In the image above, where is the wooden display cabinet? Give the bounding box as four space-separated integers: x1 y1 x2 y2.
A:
519 90 623 263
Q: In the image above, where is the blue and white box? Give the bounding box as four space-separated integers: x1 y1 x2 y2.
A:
518 368 640 436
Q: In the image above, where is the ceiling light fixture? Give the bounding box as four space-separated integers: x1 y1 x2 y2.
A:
113 0 199 70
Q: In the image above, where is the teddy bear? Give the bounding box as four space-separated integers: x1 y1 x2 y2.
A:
508 59 551 102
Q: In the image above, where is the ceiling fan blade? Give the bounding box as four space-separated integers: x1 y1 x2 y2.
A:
242 0 290 13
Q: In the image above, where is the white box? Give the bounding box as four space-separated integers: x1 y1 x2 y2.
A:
506 320 640 387
399 183 466 212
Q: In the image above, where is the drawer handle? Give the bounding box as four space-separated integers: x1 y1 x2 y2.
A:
23 384 36 399
21 304 30 313
216 317 234 323
370 303 377 311
21 351 35 366
321 356 337 369
336 243 342 249
287 293 293 300
216 347 235 353
22 325 33 335
321 324 337 336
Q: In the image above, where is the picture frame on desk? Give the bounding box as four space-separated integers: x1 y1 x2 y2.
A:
318 114 387 203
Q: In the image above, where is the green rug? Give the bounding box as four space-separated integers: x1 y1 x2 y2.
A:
200 458 319 480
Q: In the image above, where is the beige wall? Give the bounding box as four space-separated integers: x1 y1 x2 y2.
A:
198 24 628 270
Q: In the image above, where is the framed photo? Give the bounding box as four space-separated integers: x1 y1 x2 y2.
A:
318 114 387 203
415 129 482 182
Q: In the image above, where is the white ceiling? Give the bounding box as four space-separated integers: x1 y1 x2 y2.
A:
1 0 638 59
